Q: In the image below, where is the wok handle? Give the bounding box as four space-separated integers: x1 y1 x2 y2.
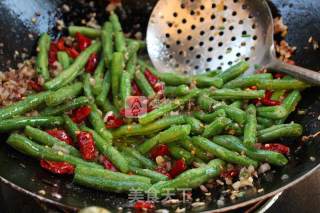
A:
270 58 320 85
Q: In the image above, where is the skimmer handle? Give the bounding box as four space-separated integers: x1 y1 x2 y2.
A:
270 58 320 85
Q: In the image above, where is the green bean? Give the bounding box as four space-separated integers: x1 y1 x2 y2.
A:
96 71 111 109
192 136 258 167
180 137 211 161
126 54 137 79
149 159 225 195
40 96 89 116
63 114 79 142
74 172 151 193
109 11 122 32
258 123 303 143
7 134 102 169
129 166 168 183
82 73 94 100
243 104 257 148
80 126 129 173
255 79 310 90
126 38 146 49
126 40 140 61
184 116 204 135
0 91 50 120
196 69 221 78
202 117 232 138
98 99 119 115
230 100 242 108
193 76 224 88
164 85 190 97
36 33 51 80
0 116 63 133
137 124 191 154
112 115 186 138
115 31 126 53
45 82 83 106
271 90 286 101
124 155 143 168
257 105 288 119
223 73 273 88
135 71 155 97
225 122 243 136
120 72 131 106
275 90 301 124
193 109 227 123
216 61 249 83
121 147 156 169
88 103 113 142
76 166 150 184
111 52 124 106
24 126 81 157
139 89 200 125
101 21 113 65
257 117 274 128
68 26 101 38
196 93 222 112
168 144 194 164
92 60 105 96
209 89 265 100
44 41 101 90
154 72 192 86
57 51 71 69
212 135 288 166
220 105 246 125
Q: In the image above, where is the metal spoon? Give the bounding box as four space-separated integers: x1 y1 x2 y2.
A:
146 0 320 85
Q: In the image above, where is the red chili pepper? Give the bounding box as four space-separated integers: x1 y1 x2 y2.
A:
56 38 65 51
144 69 159 86
131 81 142 96
287 60 295 65
261 143 290 155
75 32 92 51
260 90 281 106
101 156 118 172
155 166 171 179
71 106 92 123
150 144 170 160
134 200 155 211
46 129 73 146
170 159 187 178
248 85 257 90
220 169 239 179
48 43 58 65
85 53 98 73
65 47 80 59
154 82 165 94
105 114 124 129
77 131 96 161
28 80 43 92
273 72 286 79
40 160 75 175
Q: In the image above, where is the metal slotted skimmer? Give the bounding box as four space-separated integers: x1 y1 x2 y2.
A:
147 0 320 84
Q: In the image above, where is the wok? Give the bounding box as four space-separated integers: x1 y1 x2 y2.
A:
0 0 320 212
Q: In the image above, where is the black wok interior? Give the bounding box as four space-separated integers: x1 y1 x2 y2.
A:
0 0 320 212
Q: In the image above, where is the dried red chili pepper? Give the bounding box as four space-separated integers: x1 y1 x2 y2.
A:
40 160 75 175
48 43 58 65
71 106 92 123
150 144 170 160
261 143 290 155
131 80 142 96
65 47 80 59
105 114 124 129
273 72 286 79
28 80 43 92
153 82 165 94
46 129 73 146
170 159 187 178
56 38 65 51
260 90 281 106
101 156 118 172
134 200 155 211
75 32 92 51
155 166 171 179
85 53 98 73
77 131 96 161
220 169 239 179
144 69 158 86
